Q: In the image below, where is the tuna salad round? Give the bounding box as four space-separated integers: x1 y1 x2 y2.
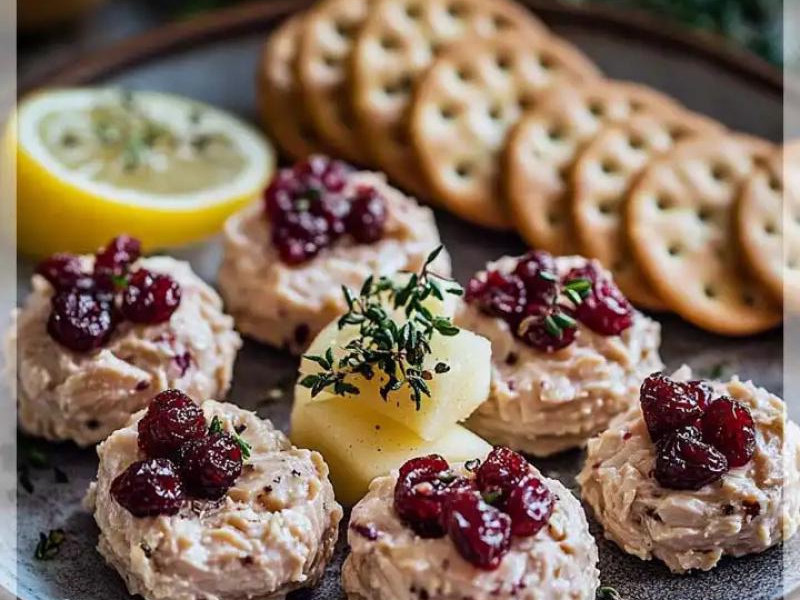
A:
218 156 451 355
578 366 800 573
457 253 662 456
85 395 343 600
8 237 241 446
343 449 599 600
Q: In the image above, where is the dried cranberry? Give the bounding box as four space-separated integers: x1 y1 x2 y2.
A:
265 156 353 264
110 458 185 517
466 271 527 325
121 269 182 324
138 389 207 459
517 304 577 353
47 290 115 352
566 264 633 335
475 447 530 505
640 373 710 442
394 455 451 538
442 490 511 570
513 251 558 305
94 235 141 289
345 186 387 243
36 253 86 290
178 432 243 500
504 476 554 537
655 426 728 490
701 397 756 468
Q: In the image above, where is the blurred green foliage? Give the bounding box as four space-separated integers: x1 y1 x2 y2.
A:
170 0 783 64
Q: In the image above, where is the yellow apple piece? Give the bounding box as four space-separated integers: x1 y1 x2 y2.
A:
301 319 492 441
291 390 492 505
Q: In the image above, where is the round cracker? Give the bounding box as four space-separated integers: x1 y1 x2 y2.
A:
736 148 800 308
351 0 548 198
627 134 781 335
409 34 598 229
257 16 328 161
505 80 680 254
571 110 723 310
296 0 377 165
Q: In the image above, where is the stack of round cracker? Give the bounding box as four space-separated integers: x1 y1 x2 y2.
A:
256 0 789 334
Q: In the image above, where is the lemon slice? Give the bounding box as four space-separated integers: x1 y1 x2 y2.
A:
11 88 275 257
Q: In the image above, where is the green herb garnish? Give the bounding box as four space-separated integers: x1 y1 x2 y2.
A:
596 586 622 600
300 246 461 410
209 416 252 460
34 529 66 560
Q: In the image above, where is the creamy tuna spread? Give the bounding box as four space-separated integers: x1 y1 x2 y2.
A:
342 462 599 600
85 399 343 600
218 166 450 355
8 256 241 446
457 255 662 456
578 366 800 573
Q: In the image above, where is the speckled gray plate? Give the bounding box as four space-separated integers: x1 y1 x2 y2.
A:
15 1 794 599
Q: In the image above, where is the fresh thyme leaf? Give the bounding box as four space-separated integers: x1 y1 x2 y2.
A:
438 471 457 484
596 587 622 600
434 362 450 374
235 435 252 461
564 288 583 306
539 270 558 283
543 315 563 338
564 277 591 297
482 490 502 505
111 274 129 289
552 312 577 329
208 416 223 435
34 529 66 561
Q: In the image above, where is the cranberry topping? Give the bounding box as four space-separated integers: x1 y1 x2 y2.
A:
513 251 558 305
565 263 632 335
94 235 142 290
178 432 244 500
655 426 729 490
138 389 207 459
36 253 86 290
110 458 185 517
394 454 452 538
442 490 512 571
345 186 388 243
701 397 756 468
518 304 577 352
47 290 115 352
466 270 527 325
504 476 554 537
476 446 530 505
640 373 711 442
265 156 388 264
121 269 182 324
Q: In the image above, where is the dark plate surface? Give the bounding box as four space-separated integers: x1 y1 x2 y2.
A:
16 2 793 599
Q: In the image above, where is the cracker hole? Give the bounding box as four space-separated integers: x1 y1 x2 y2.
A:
768 176 781 192
430 41 444 57
447 2 469 18
492 14 513 30
742 292 756 307
588 101 604 118
456 67 474 82
548 125 565 142
517 94 535 112
323 55 340 68
667 243 682 256
668 126 690 142
710 163 730 182
495 54 512 72
598 201 614 215
455 161 474 179
547 211 561 225
629 99 644 112
764 221 777 235
335 22 351 38
539 54 554 71
439 105 458 120
703 284 717 299
655 195 673 210
697 207 713 222
380 36 400 51
405 3 422 19
601 159 618 175
384 75 412 97
628 135 645 151
488 104 503 121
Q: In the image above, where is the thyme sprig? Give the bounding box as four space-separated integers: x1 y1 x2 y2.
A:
300 246 461 410
209 416 252 460
34 529 66 561
519 274 591 340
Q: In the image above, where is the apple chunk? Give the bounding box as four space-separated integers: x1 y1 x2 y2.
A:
301 319 492 440
291 389 492 505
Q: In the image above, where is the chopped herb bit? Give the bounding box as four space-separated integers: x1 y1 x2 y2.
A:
438 471 457 484
208 416 223 435
597 587 622 600
111 274 129 289
564 277 591 298
481 490 502 505
301 246 461 410
34 529 66 561
707 362 729 380
538 270 558 282
464 459 481 472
